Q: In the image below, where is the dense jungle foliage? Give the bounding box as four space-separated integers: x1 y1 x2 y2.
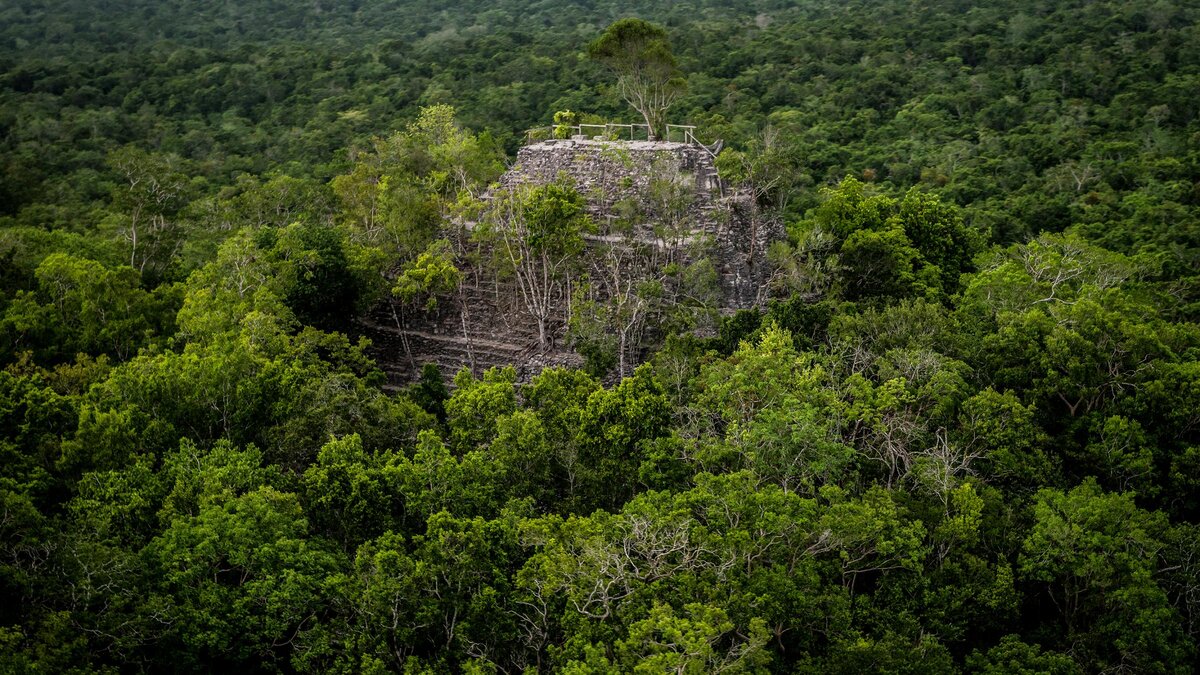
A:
2 0 1200 672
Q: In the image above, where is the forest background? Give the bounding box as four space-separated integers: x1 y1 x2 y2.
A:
2 0 1200 672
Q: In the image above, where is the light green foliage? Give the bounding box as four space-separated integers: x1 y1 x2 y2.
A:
175 229 291 341
1 253 176 362
147 486 339 667
394 430 500 520
893 188 983 293
809 177 982 302
826 297 957 354
1019 480 1190 670
553 110 579 139
694 322 978 492
392 238 461 310
520 181 589 256
158 439 280 521
815 177 895 242
447 366 517 451
178 220 381 337
513 367 601 507
0 368 73 490
959 233 1139 319
517 471 935 670
821 486 928 585
342 512 524 672
489 409 557 507
932 483 984 553
695 323 852 492
302 434 402 549
966 635 1081 675
81 287 434 470
1020 479 1166 592
573 365 671 510
716 127 801 210
567 602 772 674
69 456 163 545
405 104 505 201
955 388 1054 489
331 105 501 263
696 323 819 427
1084 415 1157 496
958 236 1194 477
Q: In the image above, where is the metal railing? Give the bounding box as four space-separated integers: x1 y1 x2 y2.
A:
664 124 699 144
523 123 712 150
524 123 652 144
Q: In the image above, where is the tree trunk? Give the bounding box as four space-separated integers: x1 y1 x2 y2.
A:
618 329 627 377
641 108 657 141
390 302 417 372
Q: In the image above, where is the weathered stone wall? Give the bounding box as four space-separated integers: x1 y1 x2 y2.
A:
500 140 723 211
358 139 783 388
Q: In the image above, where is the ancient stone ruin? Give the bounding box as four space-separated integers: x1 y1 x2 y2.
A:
357 136 783 388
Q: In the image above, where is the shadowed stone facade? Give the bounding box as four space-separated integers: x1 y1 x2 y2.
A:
358 138 783 388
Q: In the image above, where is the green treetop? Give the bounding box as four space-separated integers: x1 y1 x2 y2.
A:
589 18 686 141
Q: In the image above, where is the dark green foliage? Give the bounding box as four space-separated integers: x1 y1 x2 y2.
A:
711 308 763 356
800 177 984 303
409 362 450 422
588 18 684 139
277 222 363 332
573 327 619 378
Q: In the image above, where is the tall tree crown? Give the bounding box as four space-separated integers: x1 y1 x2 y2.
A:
588 18 685 140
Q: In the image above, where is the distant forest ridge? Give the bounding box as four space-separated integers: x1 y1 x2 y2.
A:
0 0 786 53
4 0 1193 53
2 0 1197 243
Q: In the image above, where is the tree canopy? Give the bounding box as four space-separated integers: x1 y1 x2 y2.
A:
2 0 1200 672
589 18 685 140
